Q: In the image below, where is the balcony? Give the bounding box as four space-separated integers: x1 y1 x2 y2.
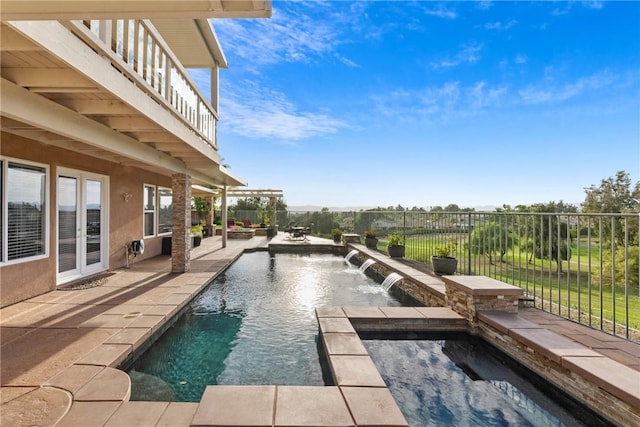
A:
1 17 243 186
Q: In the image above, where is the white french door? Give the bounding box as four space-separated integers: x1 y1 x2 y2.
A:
57 168 108 284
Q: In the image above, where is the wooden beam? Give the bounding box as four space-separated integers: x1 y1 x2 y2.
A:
0 26 40 51
102 116 162 132
56 99 133 115
2 68 97 90
0 1 270 20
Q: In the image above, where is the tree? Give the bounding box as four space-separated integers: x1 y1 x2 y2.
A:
523 202 574 272
582 170 639 246
470 219 516 264
583 170 640 214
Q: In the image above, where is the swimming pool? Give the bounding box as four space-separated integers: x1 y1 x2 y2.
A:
127 252 418 401
363 335 612 427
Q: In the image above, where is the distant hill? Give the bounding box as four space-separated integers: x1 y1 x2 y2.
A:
287 205 499 212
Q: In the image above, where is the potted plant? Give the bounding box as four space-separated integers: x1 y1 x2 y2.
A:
191 224 203 248
387 232 405 258
364 230 378 249
432 237 458 275
331 228 343 243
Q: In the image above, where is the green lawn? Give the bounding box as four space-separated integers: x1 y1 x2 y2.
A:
379 234 640 334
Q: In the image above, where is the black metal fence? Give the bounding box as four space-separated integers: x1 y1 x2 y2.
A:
232 209 639 342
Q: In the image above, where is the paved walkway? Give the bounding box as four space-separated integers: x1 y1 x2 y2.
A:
1 232 638 426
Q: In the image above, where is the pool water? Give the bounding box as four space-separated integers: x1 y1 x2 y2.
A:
363 335 612 427
127 252 417 401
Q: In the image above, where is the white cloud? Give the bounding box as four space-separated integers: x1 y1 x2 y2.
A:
484 19 518 30
582 1 604 10
219 80 348 142
514 54 528 64
518 71 617 104
431 43 483 69
372 80 508 123
211 4 345 67
421 4 458 19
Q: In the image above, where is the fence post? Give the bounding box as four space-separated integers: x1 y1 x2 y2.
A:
403 210 406 241
467 211 472 275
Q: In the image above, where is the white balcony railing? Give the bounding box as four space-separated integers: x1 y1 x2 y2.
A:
72 19 217 148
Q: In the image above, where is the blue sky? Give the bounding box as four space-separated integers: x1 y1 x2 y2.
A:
199 1 639 209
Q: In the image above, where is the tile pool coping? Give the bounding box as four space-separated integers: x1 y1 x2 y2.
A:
1 234 639 426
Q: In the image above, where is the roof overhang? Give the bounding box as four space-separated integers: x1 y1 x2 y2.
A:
0 1 272 20
192 186 283 198
152 19 228 69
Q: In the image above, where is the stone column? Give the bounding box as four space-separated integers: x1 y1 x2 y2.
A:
221 186 227 248
205 195 214 226
442 275 522 327
171 173 191 273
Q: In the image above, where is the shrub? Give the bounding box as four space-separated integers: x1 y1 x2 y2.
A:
387 232 403 246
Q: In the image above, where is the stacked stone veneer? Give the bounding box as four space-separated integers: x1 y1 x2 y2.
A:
347 250 446 307
478 312 640 426
171 173 191 273
442 275 522 327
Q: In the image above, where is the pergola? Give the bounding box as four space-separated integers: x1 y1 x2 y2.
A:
192 185 284 246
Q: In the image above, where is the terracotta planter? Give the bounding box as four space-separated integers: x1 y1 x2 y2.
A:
432 256 457 275
388 244 405 258
365 237 378 249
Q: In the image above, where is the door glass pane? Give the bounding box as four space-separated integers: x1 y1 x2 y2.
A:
158 188 172 234
58 176 77 273
86 180 102 266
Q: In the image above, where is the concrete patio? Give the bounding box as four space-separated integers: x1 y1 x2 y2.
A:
1 232 639 426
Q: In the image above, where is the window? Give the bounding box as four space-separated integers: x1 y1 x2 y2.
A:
143 184 156 237
1 158 49 264
158 187 172 235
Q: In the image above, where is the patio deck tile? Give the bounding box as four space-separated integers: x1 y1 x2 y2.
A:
105 327 152 348
323 333 369 355
0 386 37 404
73 367 131 402
125 314 166 331
318 317 356 334
378 306 423 319
75 343 131 367
562 356 640 408
43 364 103 394
595 348 640 371
77 313 137 329
103 401 169 427
316 306 347 318
159 292 192 307
0 327 119 386
329 355 387 387
156 402 199 427
340 386 408 427
477 311 542 334
0 386 71 427
191 385 275 427
274 386 354 427
55 401 122 427
509 328 601 364
0 327 34 347
342 306 386 319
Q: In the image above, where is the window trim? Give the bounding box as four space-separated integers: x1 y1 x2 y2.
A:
157 186 173 237
0 156 50 266
143 183 156 238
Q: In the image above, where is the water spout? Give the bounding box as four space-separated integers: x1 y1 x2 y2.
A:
381 272 403 291
360 259 376 273
344 249 359 264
